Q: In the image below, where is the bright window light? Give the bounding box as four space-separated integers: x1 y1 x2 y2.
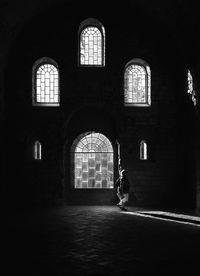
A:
72 132 113 189
140 140 147 160
32 58 59 106
36 64 59 105
80 27 103 65
34 141 41 160
187 70 196 106
124 59 151 106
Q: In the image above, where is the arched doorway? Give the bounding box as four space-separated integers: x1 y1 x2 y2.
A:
71 132 114 189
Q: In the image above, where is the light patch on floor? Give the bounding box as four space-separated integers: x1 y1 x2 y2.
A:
122 210 200 227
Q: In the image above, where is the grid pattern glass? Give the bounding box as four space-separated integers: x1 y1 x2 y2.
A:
36 64 59 104
80 27 102 65
73 132 113 189
34 141 41 160
124 64 147 104
140 140 147 160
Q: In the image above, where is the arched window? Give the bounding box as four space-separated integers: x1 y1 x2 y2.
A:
140 140 147 160
71 132 113 189
34 140 41 160
32 57 59 106
187 70 196 105
79 18 105 66
124 59 151 106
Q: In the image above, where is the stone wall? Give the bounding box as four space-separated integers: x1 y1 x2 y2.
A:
2 0 199 209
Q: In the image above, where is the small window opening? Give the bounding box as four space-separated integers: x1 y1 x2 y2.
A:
140 140 147 160
34 141 41 160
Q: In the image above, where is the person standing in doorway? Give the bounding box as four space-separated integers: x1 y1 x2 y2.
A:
116 169 123 207
116 169 130 211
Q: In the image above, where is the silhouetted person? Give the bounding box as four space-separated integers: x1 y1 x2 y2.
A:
116 173 123 207
116 169 130 211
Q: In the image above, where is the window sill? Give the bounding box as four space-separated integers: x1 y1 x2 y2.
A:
33 103 60 107
124 103 151 107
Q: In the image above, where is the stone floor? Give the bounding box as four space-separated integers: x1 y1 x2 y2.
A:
5 205 200 275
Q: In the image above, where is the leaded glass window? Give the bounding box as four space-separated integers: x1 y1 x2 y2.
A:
79 18 105 66
33 58 59 106
34 141 41 160
140 140 147 160
124 59 151 106
72 132 113 189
